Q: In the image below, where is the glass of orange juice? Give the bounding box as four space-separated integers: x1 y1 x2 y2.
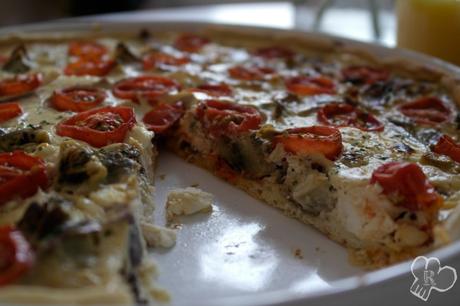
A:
396 0 460 66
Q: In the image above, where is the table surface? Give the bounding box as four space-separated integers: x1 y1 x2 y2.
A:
73 1 396 46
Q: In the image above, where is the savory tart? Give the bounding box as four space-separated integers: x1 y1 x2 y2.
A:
0 25 459 303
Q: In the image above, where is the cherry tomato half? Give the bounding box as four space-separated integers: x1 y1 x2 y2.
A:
432 135 460 163
68 41 108 60
113 75 181 104
0 73 42 98
273 126 343 161
143 52 190 70
56 106 136 148
174 33 210 53
0 151 48 206
285 76 335 96
0 226 34 286
317 103 384 132
371 162 442 211
228 66 275 81
142 102 184 135
399 97 451 125
0 102 23 123
342 66 389 85
51 87 106 112
196 100 263 137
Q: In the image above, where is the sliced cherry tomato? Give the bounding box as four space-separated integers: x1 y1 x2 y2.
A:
273 126 343 161
285 76 335 96
399 97 451 125
0 226 34 286
0 102 23 123
342 66 389 85
68 41 108 60
64 58 115 77
432 135 460 163
0 151 48 206
56 106 136 148
113 76 181 104
0 73 42 97
254 46 294 59
189 83 233 97
174 33 210 53
370 162 442 211
51 87 106 112
142 102 184 135
143 52 189 70
317 103 384 132
196 100 263 137
228 66 275 81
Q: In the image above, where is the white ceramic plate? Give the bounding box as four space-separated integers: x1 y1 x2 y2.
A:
1 21 459 306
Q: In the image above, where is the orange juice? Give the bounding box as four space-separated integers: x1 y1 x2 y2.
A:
396 0 460 66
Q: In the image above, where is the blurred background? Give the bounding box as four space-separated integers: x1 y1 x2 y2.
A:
0 0 458 65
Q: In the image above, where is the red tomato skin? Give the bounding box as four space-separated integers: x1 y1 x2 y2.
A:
370 162 442 211
142 52 189 70
285 76 336 96
399 97 451 125
0 74 42 97
273 126 343 161
0 226 34 286
51 87 106 112
68 41 108 60
174 33 210 52
228 66 275 81
342 66 389 85
196 100 263 137
317 103 384 132
64 58 115 77
112 76 181 104
432 135 460 163
0 102 23 123
142 102 184 134
56 106 136 148
0 151 48 206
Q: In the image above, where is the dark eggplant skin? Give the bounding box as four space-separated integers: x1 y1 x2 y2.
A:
0 127 50 153
115 42 140 64
2 44 31 73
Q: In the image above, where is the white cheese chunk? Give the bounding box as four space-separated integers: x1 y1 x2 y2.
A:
166 187 213 220
141 222 177 248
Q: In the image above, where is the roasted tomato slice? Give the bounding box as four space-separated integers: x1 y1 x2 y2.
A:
142 102 184 135
432 135 460 163
64 58 115 77
317 103 384 132
68 41 108 60
0 102 23 123
273 126 343 161
285 76 335 96
228 66 275 81
56 106 136 148
371 162 442 211
0 226 34 286
143 52 189 70
174 33 210 53
189 83 233 97
0 73 42 97
113 76 181 104
51 87 106 112
0 151 48 206
253 46 294 59
342 66 389 85
196 100 263 137
399 97 451 125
